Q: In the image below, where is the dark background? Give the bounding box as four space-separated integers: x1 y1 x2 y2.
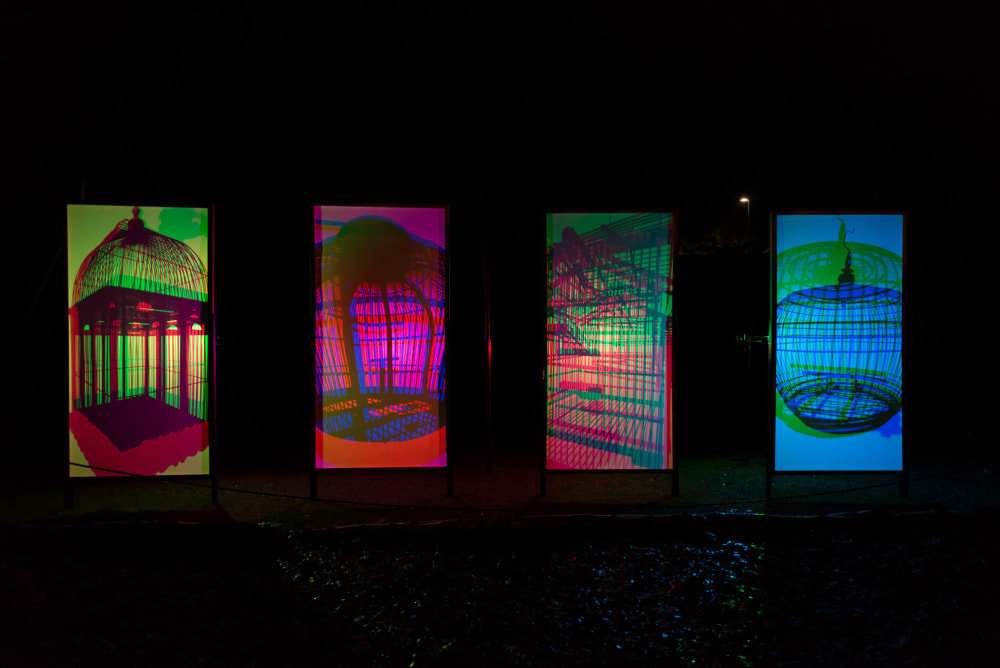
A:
3 1 996 481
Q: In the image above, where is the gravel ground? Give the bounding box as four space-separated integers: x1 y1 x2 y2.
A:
2 511 997 667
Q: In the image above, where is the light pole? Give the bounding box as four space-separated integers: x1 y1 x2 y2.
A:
738 195 753 466
739 197 750 238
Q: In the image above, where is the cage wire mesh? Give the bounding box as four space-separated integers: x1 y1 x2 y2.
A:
316 218 445 443
775 241 903 435
71 208 208 419
73 208 207 305
68 207 209 473
547 213 673 469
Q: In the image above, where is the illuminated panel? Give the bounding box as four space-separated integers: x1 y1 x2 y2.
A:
68 205 211 477
774 213 903 471
314 206 447 469
546 213 674 470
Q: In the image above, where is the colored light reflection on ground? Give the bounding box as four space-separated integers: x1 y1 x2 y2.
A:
278 532 763 665
3 512 998 665
7 453 998 665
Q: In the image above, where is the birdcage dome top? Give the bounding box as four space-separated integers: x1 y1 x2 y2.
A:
72 207 207 305
775 241 902 303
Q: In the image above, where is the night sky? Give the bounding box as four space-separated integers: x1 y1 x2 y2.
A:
4 2 996 474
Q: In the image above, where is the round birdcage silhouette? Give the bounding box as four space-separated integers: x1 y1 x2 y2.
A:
775 241 902 435
315 217 445 443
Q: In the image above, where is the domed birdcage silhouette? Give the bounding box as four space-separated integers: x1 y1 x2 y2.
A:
775 240 902 435
315 217 445 445
69 207 208 452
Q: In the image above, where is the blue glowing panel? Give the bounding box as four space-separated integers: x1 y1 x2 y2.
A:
774 213 904 472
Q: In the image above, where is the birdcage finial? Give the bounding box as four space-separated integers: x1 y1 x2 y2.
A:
838 249 855 284
835 217 855 284
127 206 146 233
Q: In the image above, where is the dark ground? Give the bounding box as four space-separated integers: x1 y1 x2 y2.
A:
3 452 998 667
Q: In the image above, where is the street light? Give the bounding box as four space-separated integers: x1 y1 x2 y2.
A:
739 197 750 238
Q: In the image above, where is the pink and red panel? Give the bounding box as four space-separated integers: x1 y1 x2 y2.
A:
314 206 446 469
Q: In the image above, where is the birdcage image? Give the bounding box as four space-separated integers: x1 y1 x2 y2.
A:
315 215 446 463
775 240 902 435
68 206 209 476
546 213 673 470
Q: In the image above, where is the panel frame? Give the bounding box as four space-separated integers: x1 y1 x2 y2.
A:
541 210 679 496
310 202 452 498
766 210 908 500
64 202 217 506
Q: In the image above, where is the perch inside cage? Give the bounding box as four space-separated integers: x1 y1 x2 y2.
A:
316 218 445 443
70 207 208 450
775 240 902 435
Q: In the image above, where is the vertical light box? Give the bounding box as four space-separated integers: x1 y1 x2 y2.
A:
314 206 447 469
773 213 904 472
68 205 211 477
546 212 675 470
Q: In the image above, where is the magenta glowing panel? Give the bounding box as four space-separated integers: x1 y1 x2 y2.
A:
546 213 675 470
315 206 446 469
68 205 211 477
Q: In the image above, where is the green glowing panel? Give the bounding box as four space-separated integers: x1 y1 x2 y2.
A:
68 205 211 477
546 212 675 470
